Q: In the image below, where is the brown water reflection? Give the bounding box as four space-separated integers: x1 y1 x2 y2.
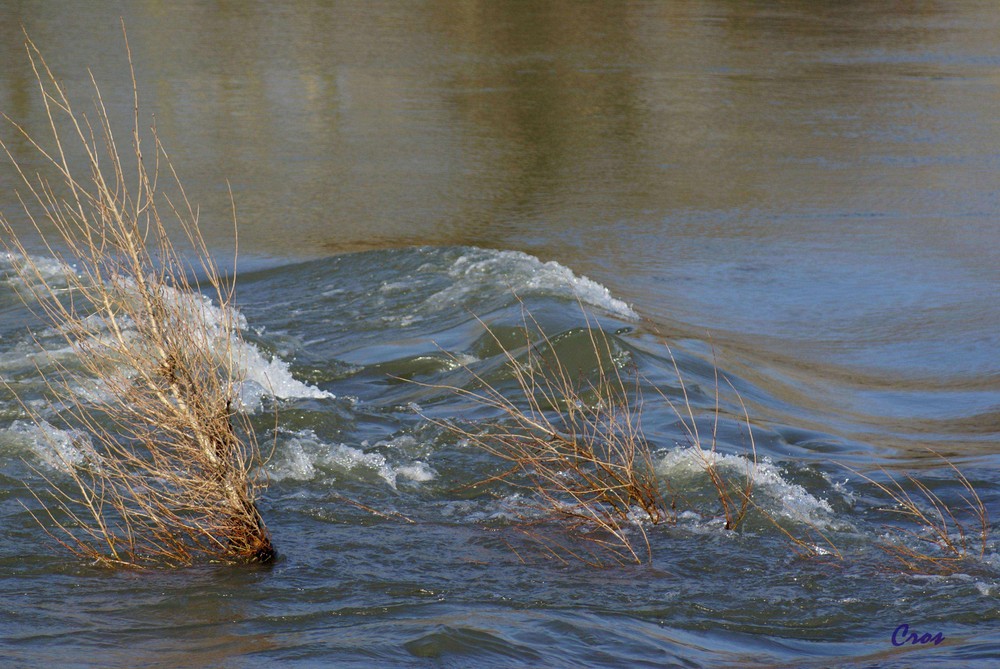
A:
2 0 998 453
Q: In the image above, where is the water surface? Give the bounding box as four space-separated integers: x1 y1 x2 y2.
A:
2 2 999 667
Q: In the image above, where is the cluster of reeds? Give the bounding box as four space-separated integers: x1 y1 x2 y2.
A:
416 306 830 565
1 27 274 567
852 457 989 575
424 307 986 572
419 310 670 565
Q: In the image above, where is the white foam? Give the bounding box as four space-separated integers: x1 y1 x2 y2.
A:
1 252 75 289
2 420 93 472
150 282 331 405
269 434 319 481
268 430 437 488
3 257 330 407
438 493 534 523
235 349 331 407
172 289 332 403
429 248 638 321
975 579 996 597
394 462 436 483
656 447 836 527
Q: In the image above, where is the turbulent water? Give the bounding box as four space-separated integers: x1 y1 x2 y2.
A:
3 1 1000 667
1 247 998 668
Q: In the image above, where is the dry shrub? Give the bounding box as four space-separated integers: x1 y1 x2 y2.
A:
851 454 989 575
0 26 274 567
417 308 670 565
433 303 986 571
416 303 837 565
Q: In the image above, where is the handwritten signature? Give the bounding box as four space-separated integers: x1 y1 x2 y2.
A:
892 624 944 647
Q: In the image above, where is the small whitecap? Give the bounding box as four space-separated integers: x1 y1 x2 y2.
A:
267 435 318 482
235 349 333 406
268 430 435 488
379 281 412 295
430 248 638 320
395 461 436 483
327 443 398 487
657 447 837 527
441 493 533 523
3 420 92 472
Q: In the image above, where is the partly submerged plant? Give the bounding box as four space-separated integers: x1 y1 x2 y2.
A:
0 26 274 567
416 308 671 565
428 303 988 572
652 351 756 532
415 303 835 566
850 454 989 575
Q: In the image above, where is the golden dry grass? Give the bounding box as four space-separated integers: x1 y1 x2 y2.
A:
651 351 755 532
420 308 670 565
413 303 841 565
850 454 989 575
1 25 274 567
423 310 986 571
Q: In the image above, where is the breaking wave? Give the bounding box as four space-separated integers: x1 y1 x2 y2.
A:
435 248 638 321
1 253 330 408
656 447 840 529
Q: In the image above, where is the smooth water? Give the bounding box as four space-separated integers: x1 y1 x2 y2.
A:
2 2 999 667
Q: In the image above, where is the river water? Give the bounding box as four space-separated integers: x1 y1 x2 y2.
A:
1 2 999 667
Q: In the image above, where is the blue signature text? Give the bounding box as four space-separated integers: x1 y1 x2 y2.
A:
891 624 944 647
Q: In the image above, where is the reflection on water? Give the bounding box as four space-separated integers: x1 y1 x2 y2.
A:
3 4 996 251
3 1 997 447
1 4 996 443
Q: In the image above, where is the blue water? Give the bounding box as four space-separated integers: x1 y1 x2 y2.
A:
3 247 999 668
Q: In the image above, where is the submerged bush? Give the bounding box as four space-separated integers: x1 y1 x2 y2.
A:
418 304 994 572
851 455 989 575
0 26 274 567
414 305 811 565
433 313 670 565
